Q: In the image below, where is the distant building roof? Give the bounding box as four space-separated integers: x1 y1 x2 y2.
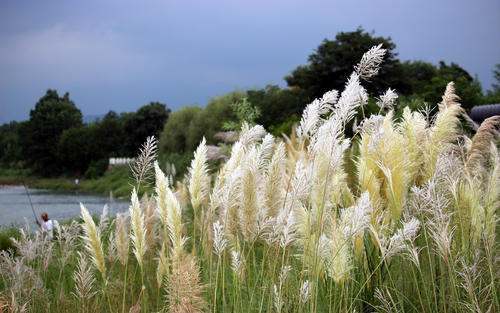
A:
470 104 500 123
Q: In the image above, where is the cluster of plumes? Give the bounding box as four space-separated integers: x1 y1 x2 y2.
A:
1 44 497 313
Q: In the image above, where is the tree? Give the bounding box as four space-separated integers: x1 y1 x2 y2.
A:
58 127 94 175
0 121 24 167
416 62 483 110
123 102 170 155
285 28 406 102
93 111 127 157
492 64 500 93
246 85 306 129
22 90 82 176
160 106 202 154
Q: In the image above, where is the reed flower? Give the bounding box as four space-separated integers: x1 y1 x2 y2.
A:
354 44 386 80
114 213 129 266
72 252 97 303
212 220 227 256
230 249 244 279
167 254 206 313
80 203 107 280
382 217 420 259
188 137 210 212
156 242 169 288
299 280 311 304
376 88 398 111
129 189 147 270
131 136 158 187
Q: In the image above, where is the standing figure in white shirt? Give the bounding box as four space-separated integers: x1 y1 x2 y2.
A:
37 212 59 240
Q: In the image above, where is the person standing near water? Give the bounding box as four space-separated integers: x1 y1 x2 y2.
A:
37 212 59 239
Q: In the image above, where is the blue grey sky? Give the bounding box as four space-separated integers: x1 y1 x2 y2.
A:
1 0 499 123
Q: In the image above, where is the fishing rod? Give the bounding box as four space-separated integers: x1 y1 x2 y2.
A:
22 181 39 225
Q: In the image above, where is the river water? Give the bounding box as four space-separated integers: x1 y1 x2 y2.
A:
0 185 129 227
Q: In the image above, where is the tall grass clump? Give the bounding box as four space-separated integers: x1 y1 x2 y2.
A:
0 45 498 313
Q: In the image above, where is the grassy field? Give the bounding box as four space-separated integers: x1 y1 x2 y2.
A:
0 166 151 199
0 46 497 313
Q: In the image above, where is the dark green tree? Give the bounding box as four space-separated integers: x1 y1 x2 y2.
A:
416 62 483 110
492 64 500 93
246 85 306 129
123 102 170 155
57 126 94 175
0 121 24 167
93 111 127 157
285 28 406 102
22 90 82 176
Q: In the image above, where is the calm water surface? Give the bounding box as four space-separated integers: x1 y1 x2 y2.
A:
0 185 129 227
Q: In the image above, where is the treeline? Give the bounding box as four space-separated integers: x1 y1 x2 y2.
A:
0 90 169 177
1 28 499 178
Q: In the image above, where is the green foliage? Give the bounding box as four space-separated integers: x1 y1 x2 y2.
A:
160 106 204 154
0 227 20 253
84 159 109 179
160 92 243 154
22 89 83 176
223 97 261 130
0 121 24 167
268 114 300 136
492 63 500 92
247 85 307 129
412 62 483 111
58 126 95 175
123 102 170 155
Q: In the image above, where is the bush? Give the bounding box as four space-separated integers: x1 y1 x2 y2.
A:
0 227 20 253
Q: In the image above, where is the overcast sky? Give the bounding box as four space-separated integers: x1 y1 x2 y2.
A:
1 0 499 123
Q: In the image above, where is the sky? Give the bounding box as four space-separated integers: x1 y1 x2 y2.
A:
0 0 499 123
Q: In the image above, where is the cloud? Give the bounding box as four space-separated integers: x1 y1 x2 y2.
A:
0 24 153 85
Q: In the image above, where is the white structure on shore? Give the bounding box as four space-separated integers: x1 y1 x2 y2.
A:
109 157 135 166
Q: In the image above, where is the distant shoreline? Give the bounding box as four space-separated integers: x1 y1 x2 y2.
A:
0 167 144 199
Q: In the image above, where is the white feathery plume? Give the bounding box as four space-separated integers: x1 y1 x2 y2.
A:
98 204 109 233
212 220 228 256
341 192 373 238
354 44 386 80
114 213 129 266
263 142 286 217
230 249 243 279
158 176 185 259
296 89 338 140
155 161 169 220
238 147 260 241
257 133 275 169
376 88 398 111
300 280 311 304
72 252 97 302
383 217 421 259
129 189 146 270
130 135 158 186
188 137 210 212
335 72 368 126
319 228 352 283
80 203 106 280
268 205 297 249
279 265 292 283
239 122 266 147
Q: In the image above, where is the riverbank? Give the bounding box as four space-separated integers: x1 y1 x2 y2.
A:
0 166 146 199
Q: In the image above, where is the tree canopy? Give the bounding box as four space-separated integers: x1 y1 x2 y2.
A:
22 90 82 176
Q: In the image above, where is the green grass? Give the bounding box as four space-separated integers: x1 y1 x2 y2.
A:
0 166 152 198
